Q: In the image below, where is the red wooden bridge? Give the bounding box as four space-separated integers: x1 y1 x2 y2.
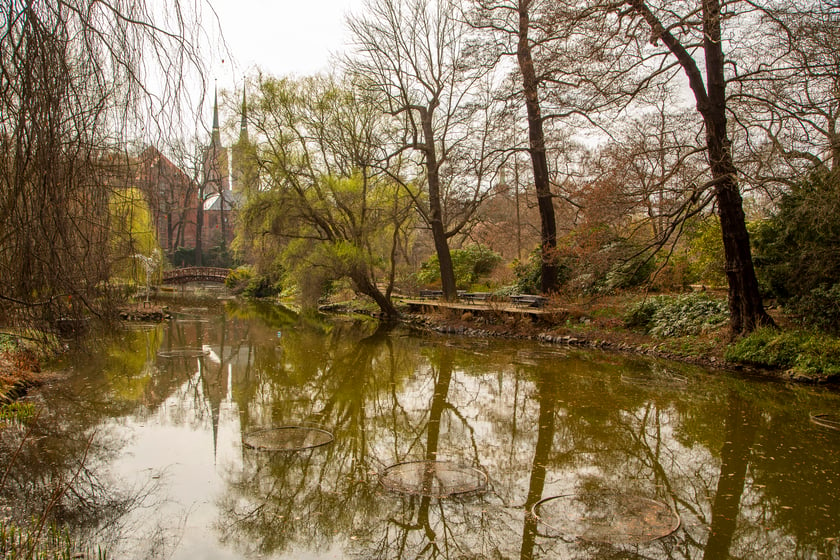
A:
162 267 231 285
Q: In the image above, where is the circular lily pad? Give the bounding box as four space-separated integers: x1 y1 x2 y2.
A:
533 491 680 544
810 412 840 431
379 460 488 498
156 348 209 358
242 426 334 452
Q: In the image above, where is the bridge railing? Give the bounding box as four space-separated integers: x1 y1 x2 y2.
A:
162 267 232 284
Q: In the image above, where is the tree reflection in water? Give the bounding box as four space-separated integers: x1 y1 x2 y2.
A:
5 302 840 559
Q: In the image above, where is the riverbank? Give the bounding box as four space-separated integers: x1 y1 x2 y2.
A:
398 307 746 374
0 341 43 404
331 292 840 384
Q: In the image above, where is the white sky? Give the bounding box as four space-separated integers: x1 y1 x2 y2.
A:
205 0 366 91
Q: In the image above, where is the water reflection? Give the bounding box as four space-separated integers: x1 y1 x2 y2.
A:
3 301 840 559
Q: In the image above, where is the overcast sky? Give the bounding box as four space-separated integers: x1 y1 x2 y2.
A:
205 0 366 90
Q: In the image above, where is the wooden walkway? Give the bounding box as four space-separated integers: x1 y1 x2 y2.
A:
162 267 231 285
401 297 553 320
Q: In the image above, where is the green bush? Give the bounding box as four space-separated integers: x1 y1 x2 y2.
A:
418 245 502 289
512 247 571 294
512 249 543 294
787 284 840 334
752 170 840 331
626 293 728 337
225 266 283 298
683 216 727 288
725 327 840 380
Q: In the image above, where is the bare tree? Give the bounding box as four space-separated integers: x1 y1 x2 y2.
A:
499 0 776 332
345 0 495 300
0 1 206 332
732 1 840 190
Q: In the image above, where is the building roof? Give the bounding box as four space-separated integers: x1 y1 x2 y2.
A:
203 189 242 212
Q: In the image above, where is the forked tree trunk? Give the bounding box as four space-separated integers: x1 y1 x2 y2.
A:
354 273 399 318
628 0 773 334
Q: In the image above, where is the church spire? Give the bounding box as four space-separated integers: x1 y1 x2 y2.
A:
211 84 221 147
239 86 249 144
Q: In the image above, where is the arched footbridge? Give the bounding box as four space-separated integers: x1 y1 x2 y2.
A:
162 267 232 285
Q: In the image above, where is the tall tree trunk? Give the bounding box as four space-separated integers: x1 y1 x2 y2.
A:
195 186 204 266
420 107 458 301
517 0 558 294
628 0 773 334
701 0 773 334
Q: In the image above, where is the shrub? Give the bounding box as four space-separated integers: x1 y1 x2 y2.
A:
418 245 502 289
752 170 840 331
787 283 840 334
626 293 728 337
225 265 283 298
725 327 840 380
512 249 543 294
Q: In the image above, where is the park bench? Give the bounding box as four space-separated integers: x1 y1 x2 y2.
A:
509 294 546 308
419 289 443 299
461 292 491 304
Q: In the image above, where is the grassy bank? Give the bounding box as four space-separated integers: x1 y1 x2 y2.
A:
384 291 840 383
0 334 43 404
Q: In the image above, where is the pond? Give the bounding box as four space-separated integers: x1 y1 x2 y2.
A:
3 301 840 559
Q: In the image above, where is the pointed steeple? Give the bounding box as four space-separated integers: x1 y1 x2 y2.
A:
239 86 249 144
211 83 221 148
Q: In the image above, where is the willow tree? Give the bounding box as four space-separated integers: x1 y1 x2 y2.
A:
0 1 205 330
238 75 414 317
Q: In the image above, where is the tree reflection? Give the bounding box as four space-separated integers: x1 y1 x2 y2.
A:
7 303 840 560
520 367 559 560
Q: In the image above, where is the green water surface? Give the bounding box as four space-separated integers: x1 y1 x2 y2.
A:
3 301 840 559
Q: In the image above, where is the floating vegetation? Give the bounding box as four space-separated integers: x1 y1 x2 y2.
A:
379 460 488 498
532 491 680 544
242 426 334 452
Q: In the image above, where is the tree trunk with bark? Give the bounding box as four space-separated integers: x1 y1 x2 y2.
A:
420 106 458 301
195 185 204 266
517 0 559 294
353 273 399 318
628 0 773 334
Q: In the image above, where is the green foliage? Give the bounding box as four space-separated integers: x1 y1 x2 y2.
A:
417 245 502 289
725 327 840 380
683 216 727 287
234 75 415 316
0 519 106 560
786 284 840 334
602 248 656 292
0 402 36 425
0 333 18 352
512 248 544 294
108 187 162 284
626 293 728 337
225 266 283 298
752 170 840 330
